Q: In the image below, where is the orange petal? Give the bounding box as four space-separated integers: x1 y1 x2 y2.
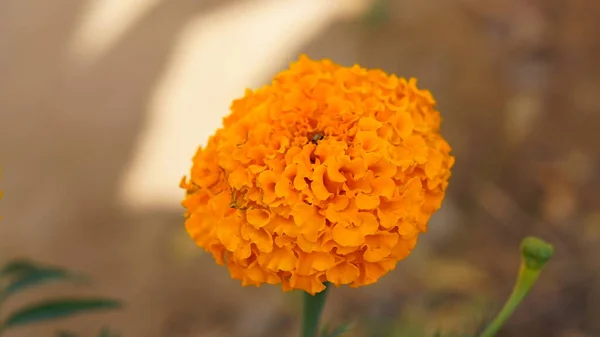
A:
311 165 333 201
258 247 297 272
391 236 418 260
274 234 294 247
356 212 379 236
358 117 383 131
363 232 398 262
289 274 326 295
342 157 366 180
228 167 252 189
269 216 299 237
297 234 323 253
216 216 243 252
246 208 271 228
353 260 395 287
355 130 380 152
257 170 278 204
245 261 280 285
332 223 366 246
356 193 380 210
296 252 336 275
424 149 443 179
326 158 347 183
397 220 419 237
240 223 273 253
291 203 326 242
275 178 293 198
329 195 350 211
326 262 360 285
393 111 414 139
366 155 397 179
371 176 396 198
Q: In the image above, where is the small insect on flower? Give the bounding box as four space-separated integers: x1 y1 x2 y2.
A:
309 131 325 144
180 55 455 295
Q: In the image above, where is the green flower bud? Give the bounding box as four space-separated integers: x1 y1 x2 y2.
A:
521 236 554 270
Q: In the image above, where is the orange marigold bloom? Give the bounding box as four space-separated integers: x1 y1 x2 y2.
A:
181 55 454 294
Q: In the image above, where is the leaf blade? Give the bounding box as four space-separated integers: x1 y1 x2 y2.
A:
0 260 88 299
3 269 87 298
2 298 122 329
56 330 79 337
0 260 37 278
98 326 121 337
328 324 352 337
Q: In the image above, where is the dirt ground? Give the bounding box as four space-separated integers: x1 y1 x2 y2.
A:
1 1 600 337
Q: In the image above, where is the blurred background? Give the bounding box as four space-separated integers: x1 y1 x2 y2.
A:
1 0 599 336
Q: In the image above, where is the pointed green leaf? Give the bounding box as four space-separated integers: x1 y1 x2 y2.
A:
99 326 121 337
2 298 122 329
3 268 87 298
0 260 88 299
0 260 38 278
56 331 79 337
323 324 352 337
320 325 331 337
362 0 390 27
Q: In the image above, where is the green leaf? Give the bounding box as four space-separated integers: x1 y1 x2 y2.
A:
362 0 390 27
98 326 121 337
0 260 87 300
56 330 79 337
327 324 352 337
1 298 122 329
321 323 352 337
3 268 87 298
0 260 38 278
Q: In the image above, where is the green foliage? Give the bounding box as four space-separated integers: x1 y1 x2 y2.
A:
0 259 122 336
3 298 121 329
98 326 121 337
478 237 554 337
320 323 352 337
432 331 473 337
0 259 88 300
362 0 390 27
56 326 121 337
353 237 553 337
56 331 79 337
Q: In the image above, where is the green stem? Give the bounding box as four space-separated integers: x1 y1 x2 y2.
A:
479 237 554 337
0 292 4 337
301 284 330 337
479 265 541 337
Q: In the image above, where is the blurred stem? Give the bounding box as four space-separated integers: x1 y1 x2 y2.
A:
479 237 554 337
479 266 541 337
362 0 390 28
0 291 4 337
301 284 330 337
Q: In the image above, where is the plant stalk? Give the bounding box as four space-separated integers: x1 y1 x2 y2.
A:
479 266 541 337
479 237 554 337
301 285 330 337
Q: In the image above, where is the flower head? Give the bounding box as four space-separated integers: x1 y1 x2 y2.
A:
181 55 454 294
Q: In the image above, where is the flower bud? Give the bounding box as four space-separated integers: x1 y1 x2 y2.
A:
521 236 554 270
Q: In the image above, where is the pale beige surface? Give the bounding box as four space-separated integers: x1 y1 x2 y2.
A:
119 0 355 210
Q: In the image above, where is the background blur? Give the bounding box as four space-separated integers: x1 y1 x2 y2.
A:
1 0 599 336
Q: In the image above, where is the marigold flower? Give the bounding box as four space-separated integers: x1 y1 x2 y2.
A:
180 55 454 294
